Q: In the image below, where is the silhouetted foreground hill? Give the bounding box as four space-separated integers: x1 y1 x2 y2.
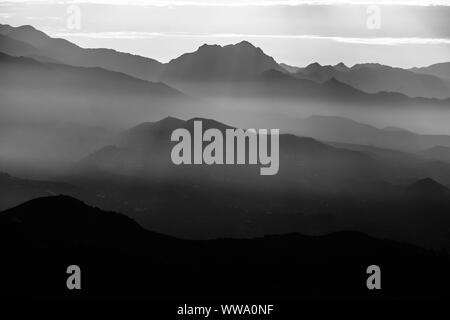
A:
0 196 449 300
0 172 95 211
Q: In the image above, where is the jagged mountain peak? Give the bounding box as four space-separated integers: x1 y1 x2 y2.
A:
334 62 349 71
162 40 282 81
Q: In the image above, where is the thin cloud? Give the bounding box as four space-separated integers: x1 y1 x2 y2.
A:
25 16 62 20
49 31 168 39
49 31 450 45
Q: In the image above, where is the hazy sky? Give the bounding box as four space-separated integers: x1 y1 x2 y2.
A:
0 0 449 67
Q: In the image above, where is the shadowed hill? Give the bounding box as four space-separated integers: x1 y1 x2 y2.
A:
0 172 93 211
0 195 172 247
0 195 449 300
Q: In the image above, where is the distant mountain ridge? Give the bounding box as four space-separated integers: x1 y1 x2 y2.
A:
0 24 164 81
77 116 335 174
279 62 302 73
0 51 199 125
411 62 450 80
0 33 60 63
0 51 205 167
0 52 177 94
202 68 449 109
291 62 450 99
0 24 282 83
294 115 450 152
419 145 450 162
1 23 449 99
75 116 450 190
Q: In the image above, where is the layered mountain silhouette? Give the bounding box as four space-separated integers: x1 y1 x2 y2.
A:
2 22 450 255
0 50 206 174
0 33 60 63
0 24 282 83
411 62 450 80
279 62 302 73
290 62 450 99
75 116 450 188
0 51 201 138
52 116 450 247
1 195 449 300
293 115 450 152
419 145 450 162
0 52 178 96
74 116 378 184
0 24 164 81
2 19 450 302
173 67 449 111
2 23 449 100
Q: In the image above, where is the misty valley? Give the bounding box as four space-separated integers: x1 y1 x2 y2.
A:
1 22 450 300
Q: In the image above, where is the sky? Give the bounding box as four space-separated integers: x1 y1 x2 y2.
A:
0 0 449 68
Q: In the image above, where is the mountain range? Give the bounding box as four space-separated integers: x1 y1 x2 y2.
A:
3 112 450 247
44 116 450 247
410 62 450 80
0 50 197 129
2 18 450 302
1 23 449 100
292 115 450 152
0 50 205 176
0 24 282 83
2 22 450 249
287 62 450 99
3 24 449 176
0 24 164 81
74 116 450 188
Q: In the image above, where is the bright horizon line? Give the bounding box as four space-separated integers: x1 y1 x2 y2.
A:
49 30 450 45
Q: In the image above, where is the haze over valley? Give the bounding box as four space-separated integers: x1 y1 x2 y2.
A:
2 0 450 299
1 21 450 249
